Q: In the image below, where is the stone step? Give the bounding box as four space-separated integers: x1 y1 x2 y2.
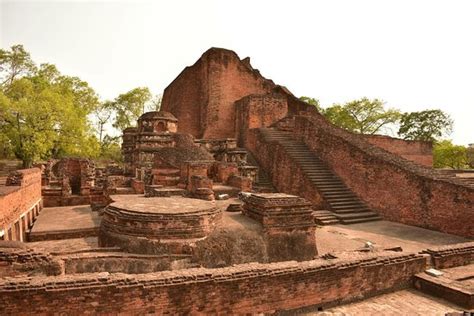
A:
331 203 366 210
330 200 366 206
311 182 343 186
306 176 336 179
315 218 340 225
325 196 359 201
323 193 358 198
340 216 383 224
318 188 353 194
334 211 380 219
259 127 381 225
331 207 371 214
312 210 340 226
312 210 335 216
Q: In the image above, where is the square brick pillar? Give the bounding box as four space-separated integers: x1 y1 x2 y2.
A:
243 193 318 262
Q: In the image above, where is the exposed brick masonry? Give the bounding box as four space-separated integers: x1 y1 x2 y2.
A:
0 168 42 241
0 252 426 314
363 134 433 167
162 48 276 139
292 108 474 238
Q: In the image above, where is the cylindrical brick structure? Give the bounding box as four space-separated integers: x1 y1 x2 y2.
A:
99 196 221 254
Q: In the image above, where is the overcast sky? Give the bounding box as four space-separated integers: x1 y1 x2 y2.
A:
1 0 473 145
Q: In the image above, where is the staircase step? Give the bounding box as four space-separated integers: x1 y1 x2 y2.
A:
260 127 381 225
319 189 353 194
315 219 340 225
335 211 380 219
340 216 383 224
331 208 371 214
331 204 366 210
326 197 360 202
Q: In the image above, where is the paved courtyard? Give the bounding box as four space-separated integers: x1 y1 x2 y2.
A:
308 289 467 315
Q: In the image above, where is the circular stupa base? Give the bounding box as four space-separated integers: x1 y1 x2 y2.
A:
99 195 221 254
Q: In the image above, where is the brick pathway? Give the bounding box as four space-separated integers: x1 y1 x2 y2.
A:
307 289 467 315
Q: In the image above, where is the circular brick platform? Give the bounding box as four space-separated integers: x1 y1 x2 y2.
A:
99 196 222 254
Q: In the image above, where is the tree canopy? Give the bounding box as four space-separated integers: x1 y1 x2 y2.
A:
0 45 162 166
0 45 101 167
433 140 468 169
398 109 453 142
109 87 152 131
302 97 401 135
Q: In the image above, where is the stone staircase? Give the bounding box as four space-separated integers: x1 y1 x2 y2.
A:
259 128 382 224
312 210 340 225
246 152 277 193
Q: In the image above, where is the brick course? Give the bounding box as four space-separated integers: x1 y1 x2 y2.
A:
0 168 42 241
0 252 426 314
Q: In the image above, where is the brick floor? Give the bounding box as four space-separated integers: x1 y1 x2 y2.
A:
307 289 467 315
316 221 470 254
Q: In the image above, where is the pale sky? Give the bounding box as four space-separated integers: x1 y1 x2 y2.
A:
1 0 473 145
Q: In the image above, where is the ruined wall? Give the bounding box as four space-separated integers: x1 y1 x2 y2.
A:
292 108 474 238
162 48 276 139
0 168 42 241
235 93 288 146
421 242 474 269
0 243 63 277
0 253 426 314
364 134 433 167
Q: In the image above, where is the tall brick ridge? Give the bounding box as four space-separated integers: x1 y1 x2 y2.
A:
162 47 473 238
162 48 277 139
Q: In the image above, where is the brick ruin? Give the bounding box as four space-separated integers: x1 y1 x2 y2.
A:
0 47 472 314
41 158 96 207
162 47 472 237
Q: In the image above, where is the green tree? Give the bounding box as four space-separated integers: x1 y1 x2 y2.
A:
111 87 151 131
467 145 474 169
100 135 122 163
0 44 36 89
0 45 100 167
323 97 401 134
299 96 321 111
398 110 453 142
433 140 468 169
94 101 114 145
149 94 162 111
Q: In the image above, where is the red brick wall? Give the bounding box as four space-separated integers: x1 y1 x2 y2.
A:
235 93 288 146
162 48 275 139
421 242 474 269
364 134 433 167
0 253 426 314
0 168 42 241
292 109 474 238
131 179 144 194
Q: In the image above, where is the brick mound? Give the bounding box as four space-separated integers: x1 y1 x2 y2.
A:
99 196 222 254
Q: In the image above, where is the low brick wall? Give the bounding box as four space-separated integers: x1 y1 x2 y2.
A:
0 168 42 241
421 242 474 269
28 227 100 242
0 252 426 314
363 134 433 167
0 245 63 277
62 253 191 274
